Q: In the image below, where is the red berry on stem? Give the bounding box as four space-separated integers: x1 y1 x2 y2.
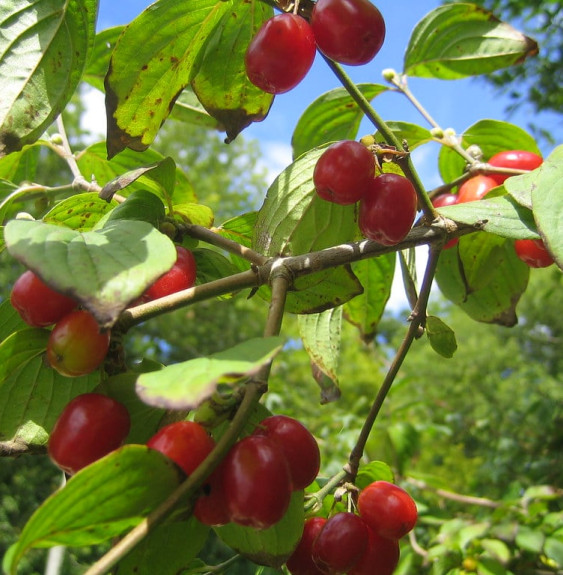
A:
253 415 320 490
358 481 417 540
223 435 292 529
47 310 110 377
514 238 554 268
48 393 130 474
286 516 327 575
349 527 400 575
313 141 375 205
488 150 543 185
245 13 316 94
144 245 197 301
312 512 369 574
194 460 231 526
311 0 386 65
432 192 459 249
358 173 418 246
457 174 497 203
11 270 77 327
147 421 215 476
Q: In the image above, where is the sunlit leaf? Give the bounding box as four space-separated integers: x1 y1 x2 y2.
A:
426 315 457 358
43 193 118 231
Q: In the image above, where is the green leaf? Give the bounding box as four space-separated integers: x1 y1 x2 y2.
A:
404 3 538 80
0 0 97 156
0 328 99 443
291 84 388 159
192 248 238 286
436 195 539 240
0 142 42 184
374 121 433 150
426 316 457 358
172 203 214 228
83 26 124 92
356 461 394 490
529 145 563 269
4 219 177 328
77 143 196 204
3 445 182 574
43 193 119 231
169 88 224 130
298 308 342 396
515 525 545 554
136 336 285 410
435 233 529 326
343 254 396 343
544 536 563 568
105 190 166 228
438 120 540 184
215 490 304 568
480 539 511 563
476 557 509 575
105 0 230 157
0 299 28 342
114 518 209 575
191 0 274 142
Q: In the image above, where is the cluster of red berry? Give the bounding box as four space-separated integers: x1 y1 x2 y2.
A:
9 245 197 377
245 0 385 94
432 149 554 268
287 481 417 575
314 140 418 246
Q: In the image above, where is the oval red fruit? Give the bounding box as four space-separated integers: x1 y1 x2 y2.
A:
144 245 197 301
488 150 543 185
514 238 554 268
194 460 231 527
349 527 400 575
245 13 316 94
457 175 497 203
286 516 327 575
432 192 459 249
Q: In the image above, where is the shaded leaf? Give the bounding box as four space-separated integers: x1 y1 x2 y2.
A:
5 219 177 328
0 142 42 184
83 26 124 92
136 336 285 410
404 4 538 79
426 316 457 358
192 248 238 286
0 0 97 156
105 190 166 228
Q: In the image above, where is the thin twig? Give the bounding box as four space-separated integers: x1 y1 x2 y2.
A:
407 477 501 508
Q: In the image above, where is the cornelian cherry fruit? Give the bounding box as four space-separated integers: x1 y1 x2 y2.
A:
11 270 77 327
349 526 400 575
358 173 418 245
286 516 327 575
514 239 554 268
245 13 316 94
48 393 130 474
457 175 497 203
193 460 231 527
358 480 417 540
147 421 215 476
252 415 320 490
144 245 197 301
311 0 386 65
47 310 110 377
488 150 543 185
313 141 375 205
432 192 460 249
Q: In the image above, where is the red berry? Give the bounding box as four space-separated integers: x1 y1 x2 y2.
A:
488 150 543 185
46 310 110 377
358 481 417 540
311 0 386 65
194 460 231 526
312 512 369 574
11 270 77 327
245 13 316 94
253 415 320 490
147 421 215 476
432 192 459 249
358 173 418 245
222 435 292 529
286 516 327 575
514 238 554 268
313 141 375 205
457 174 497 203
48 393 130 474
349 527 400 575
144 245 197 301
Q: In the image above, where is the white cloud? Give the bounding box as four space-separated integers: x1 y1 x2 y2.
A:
386 246 430 314
80 86 106 143
257 141 294 185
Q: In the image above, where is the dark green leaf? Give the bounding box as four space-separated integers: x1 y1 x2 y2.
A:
192 248 238 286
292 84 388 159
105 190 166 228
356 461 394 490
0 0 97 156
426 315 457 358
5 219 177 327
374 121 433 150
404 4 538 80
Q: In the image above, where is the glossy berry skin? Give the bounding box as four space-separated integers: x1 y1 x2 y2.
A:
312 512 369 574
514 239 554 268
432 192 459 249
286 516 327 575
223 435 292 529
47 310 110 377
313 141 375 205
349 527 400 575
144 245 197 301
457 174 497 203
245 13 316 94
48 393 130 474
194 461 231 526
358 481 417 540
11 270 76 327
311 0 386 65
358 173 418 246
147 421 215 476
252 415 320 490
488 150 543 185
